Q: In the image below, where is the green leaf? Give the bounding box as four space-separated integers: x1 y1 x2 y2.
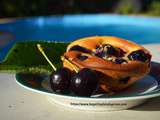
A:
0 41 69 73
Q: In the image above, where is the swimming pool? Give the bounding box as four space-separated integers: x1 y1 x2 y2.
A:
0 14 160 61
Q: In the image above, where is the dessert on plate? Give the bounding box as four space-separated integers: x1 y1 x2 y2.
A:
38 36 152 97
62 36 152 95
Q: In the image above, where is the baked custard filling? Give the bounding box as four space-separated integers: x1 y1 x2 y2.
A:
69 44 151 64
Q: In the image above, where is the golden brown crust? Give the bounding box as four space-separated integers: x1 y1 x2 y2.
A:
62 36 152 92
66 36 151 54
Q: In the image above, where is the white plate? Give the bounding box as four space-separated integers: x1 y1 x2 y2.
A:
15 73 160 111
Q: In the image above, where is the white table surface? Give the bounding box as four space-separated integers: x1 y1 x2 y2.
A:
1 44 160 120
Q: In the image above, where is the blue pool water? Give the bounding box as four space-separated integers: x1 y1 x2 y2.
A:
0 14 160 61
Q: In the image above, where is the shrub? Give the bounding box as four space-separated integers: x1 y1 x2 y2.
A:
147 0 160 16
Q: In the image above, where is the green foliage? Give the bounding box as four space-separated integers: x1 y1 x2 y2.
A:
0 41 69 73
0 0 160 18
114 0 142 15
115 3 135 14
147 1 160 16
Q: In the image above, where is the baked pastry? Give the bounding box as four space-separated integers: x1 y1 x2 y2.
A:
62 36 152 93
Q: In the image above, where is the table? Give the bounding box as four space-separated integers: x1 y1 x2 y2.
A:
1 44 160 120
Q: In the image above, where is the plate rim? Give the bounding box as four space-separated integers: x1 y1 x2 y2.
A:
15 73 160 101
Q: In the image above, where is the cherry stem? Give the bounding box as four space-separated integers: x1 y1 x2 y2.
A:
61 56 79 73
37 44 57 71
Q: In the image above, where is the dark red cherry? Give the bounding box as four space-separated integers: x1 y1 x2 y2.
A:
115 58 127 64
50 68 72 94
103 44 117 55
70 68 98 97
94 44 118 58
128 50 148 62
69 45 91 53
77 55 88 61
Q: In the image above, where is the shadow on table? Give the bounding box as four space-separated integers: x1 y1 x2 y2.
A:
131 61 160 111
131 96 160 111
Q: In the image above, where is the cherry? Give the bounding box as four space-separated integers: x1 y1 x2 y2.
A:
103 44 117 55
70 68 98 97
128 50 148 62
94 44 118 58
77 55 88 61
37 44 72 94
50 67 72 94
69 45 91 53
115 58 127 64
